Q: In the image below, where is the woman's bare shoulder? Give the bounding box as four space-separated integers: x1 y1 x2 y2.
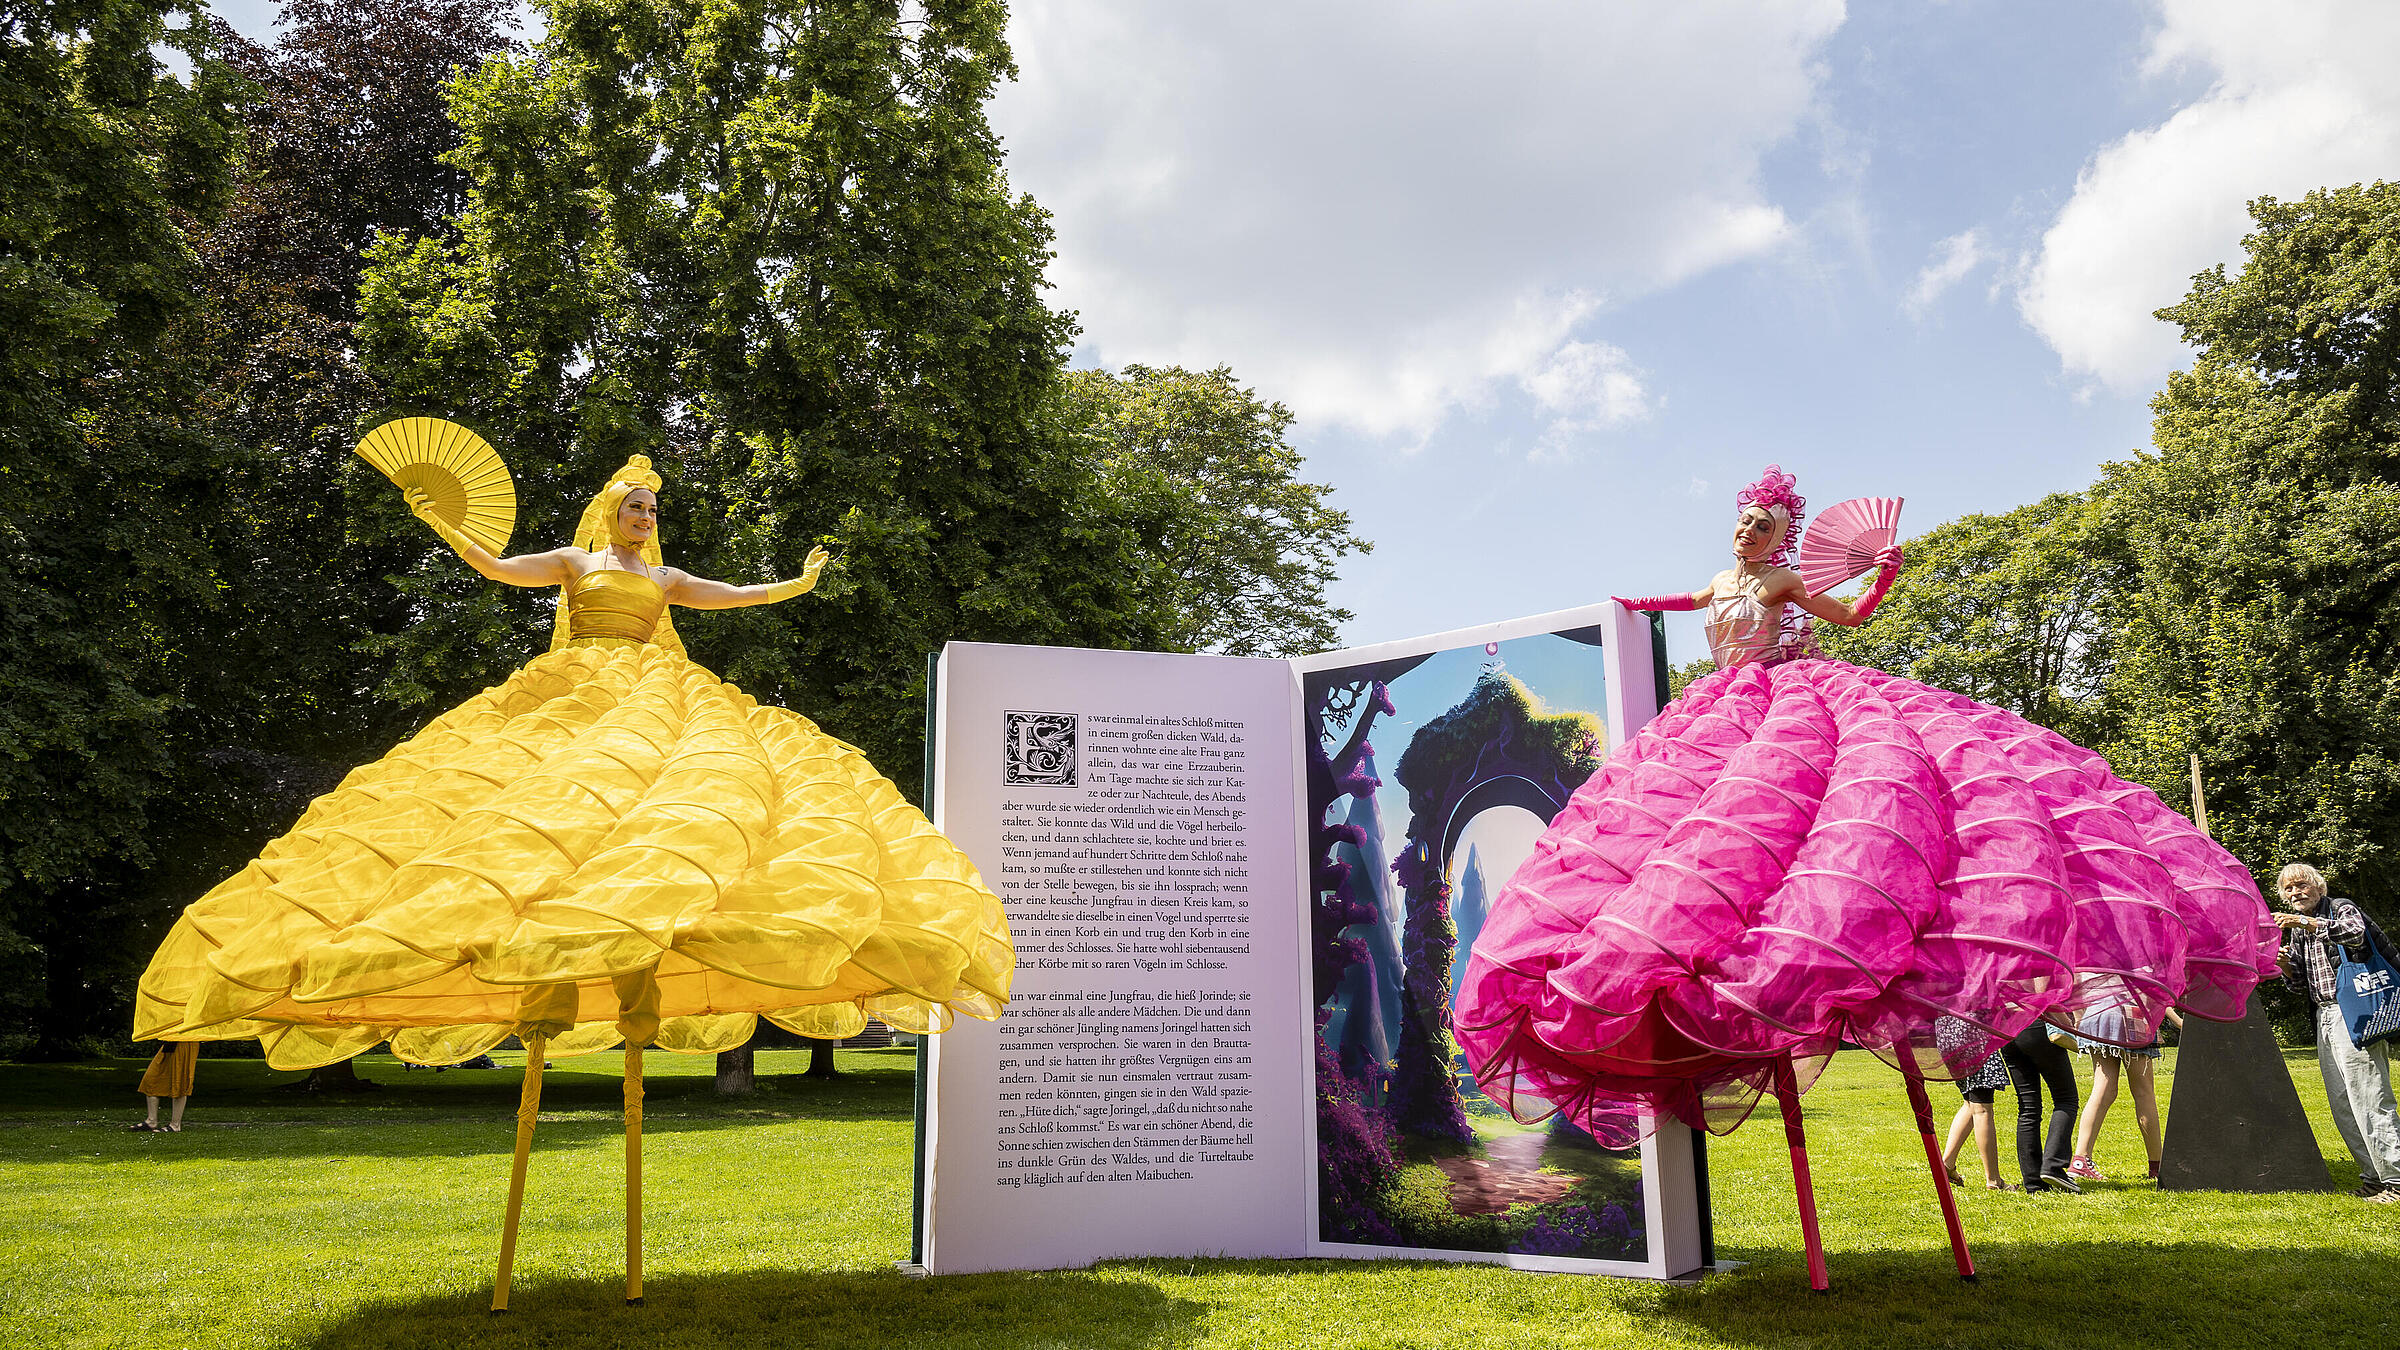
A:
552 546 605 578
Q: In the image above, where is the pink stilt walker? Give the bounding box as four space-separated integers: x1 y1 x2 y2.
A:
1453 465 2280 1290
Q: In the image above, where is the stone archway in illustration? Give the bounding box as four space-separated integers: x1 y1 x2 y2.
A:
1440 775 1571 863
1384 670 1603 1141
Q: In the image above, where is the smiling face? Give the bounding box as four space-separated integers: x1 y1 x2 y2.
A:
2278 869 2325 913
615 487 658 546
1732 505 1786 562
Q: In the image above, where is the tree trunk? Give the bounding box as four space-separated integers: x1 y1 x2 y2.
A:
806 1037 840 1078
714 1045 755 1096
307 1058 374 1092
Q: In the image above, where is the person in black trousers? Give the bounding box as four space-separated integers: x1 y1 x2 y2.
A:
1999 1022 2083 1193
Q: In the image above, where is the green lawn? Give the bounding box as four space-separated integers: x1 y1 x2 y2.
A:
2 1044 2394 1348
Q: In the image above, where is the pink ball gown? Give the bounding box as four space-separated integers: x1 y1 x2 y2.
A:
1452 566 2281 1151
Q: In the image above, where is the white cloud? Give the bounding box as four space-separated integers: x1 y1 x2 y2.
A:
2019 0 2400 392
1904 228 1992 316
992 1 1845 443
1521 338 1650 460
1521 339 1647 424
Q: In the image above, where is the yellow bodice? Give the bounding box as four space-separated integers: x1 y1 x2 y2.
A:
566 568 666 646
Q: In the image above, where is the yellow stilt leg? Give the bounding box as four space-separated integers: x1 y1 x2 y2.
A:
491 1034 547 1314
625 1043 644 1305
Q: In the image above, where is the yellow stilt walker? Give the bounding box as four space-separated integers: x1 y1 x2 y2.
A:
625 1043 645 1305
491 1033 546 1314
133 420 1015 1310
614 968 659 1307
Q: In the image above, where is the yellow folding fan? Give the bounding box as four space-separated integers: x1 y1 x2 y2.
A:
355 416 516 556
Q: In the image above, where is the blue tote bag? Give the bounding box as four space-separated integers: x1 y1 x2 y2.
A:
2334 916 2400 1050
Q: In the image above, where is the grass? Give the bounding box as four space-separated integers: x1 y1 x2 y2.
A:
2 1044 2396 1348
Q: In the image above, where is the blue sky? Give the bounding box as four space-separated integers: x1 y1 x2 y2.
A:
990 1 2400 664
1320 632 1612 853
209 1 2400 666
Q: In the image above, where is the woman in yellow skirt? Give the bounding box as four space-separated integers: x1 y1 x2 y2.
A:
136 450 1013 1064
132 1040 198 1132
133 447 1014 1306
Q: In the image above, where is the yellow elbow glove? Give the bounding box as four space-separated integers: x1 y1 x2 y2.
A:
762 547 832 604
405 487 479 560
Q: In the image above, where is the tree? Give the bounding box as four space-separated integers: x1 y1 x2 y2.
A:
0 0 241 1051
1666 656 1716 701
197 0 522 1087
2102 181 2400 922
1060 365 1370 658
806 1037 840 1078
357 0 1173 810
1814 489 2130 746
357 0 1176 1093
173 0 522 777
0 0 520 1053
714 1043 756 1096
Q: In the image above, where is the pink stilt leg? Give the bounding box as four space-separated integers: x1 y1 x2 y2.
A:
1900 1058 1977 1281
1771 1056 1829 1293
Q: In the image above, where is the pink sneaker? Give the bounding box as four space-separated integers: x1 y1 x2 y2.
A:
2065 1156 2107 1182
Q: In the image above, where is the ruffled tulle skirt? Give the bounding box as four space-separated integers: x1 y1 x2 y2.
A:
1453 657 2276 1147
135 643 1014 1068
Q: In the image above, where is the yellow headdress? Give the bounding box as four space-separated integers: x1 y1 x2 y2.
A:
549 455 687 656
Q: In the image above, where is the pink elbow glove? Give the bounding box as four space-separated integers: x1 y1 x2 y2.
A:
1614 593 1701 612
1852 546 1903 619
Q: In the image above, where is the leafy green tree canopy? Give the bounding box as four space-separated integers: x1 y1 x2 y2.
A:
0 0 239 890
2105 181 2400 915
0 0 240 1044
1665 656 1716 702
1061 364 1370 658
3 0 518 1054
358 0 1169 793
185 0 522 769
1815 489 2128 746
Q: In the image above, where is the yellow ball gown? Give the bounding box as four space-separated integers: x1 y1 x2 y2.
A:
135 565 1015 1068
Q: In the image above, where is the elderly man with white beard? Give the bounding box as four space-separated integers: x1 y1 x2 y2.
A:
2274 863 2400 1202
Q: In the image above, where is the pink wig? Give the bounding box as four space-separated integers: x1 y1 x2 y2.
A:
1737 464 1806 566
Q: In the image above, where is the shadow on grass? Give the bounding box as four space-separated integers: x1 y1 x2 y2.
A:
2 1056 915 1116
1 1055 923 1164
34 1108 902 1166
301 1267 1207 1350
1654 1239 2400 1349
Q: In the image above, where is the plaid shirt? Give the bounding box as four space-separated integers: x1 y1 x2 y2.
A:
2283 896 2370 1007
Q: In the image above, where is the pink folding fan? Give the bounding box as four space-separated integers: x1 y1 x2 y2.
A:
1794 496 1905 595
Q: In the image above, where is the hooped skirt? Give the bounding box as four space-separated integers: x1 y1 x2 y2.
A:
135 642 1014 1068
1453 657 2276 1147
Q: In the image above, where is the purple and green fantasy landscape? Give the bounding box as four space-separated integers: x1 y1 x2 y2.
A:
1306 630 1645 1263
